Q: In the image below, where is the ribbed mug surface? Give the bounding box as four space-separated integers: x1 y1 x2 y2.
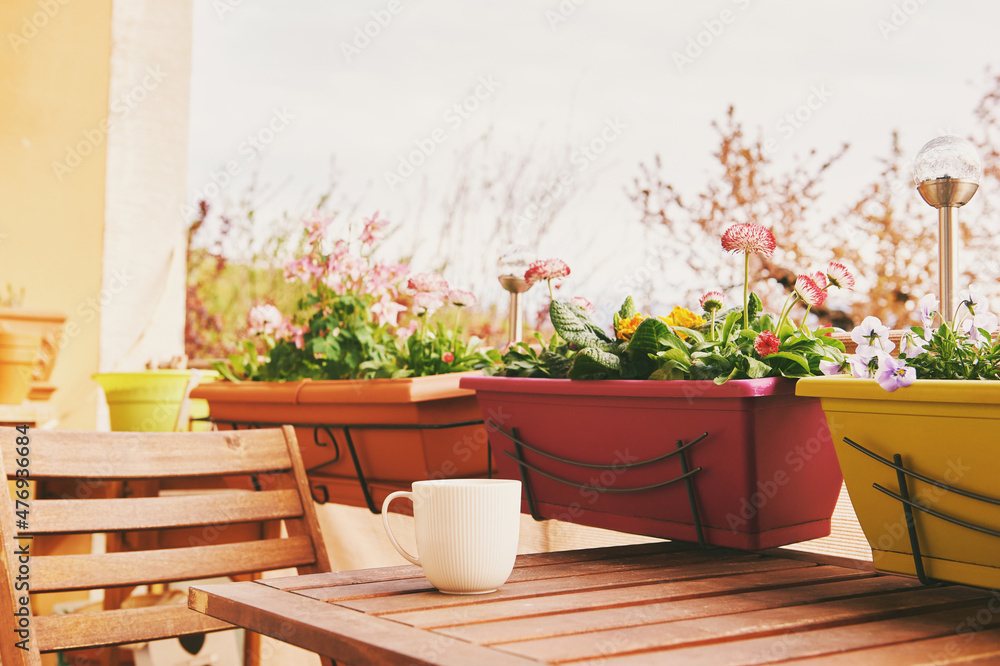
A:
383 479 521 594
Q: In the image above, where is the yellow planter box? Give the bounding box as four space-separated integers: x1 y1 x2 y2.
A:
797 376 1000 589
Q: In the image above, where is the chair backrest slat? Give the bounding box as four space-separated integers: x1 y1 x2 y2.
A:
35 601 234 653
0 425 332 666
31 536 319 592
28 489 303 534
1 429 293 478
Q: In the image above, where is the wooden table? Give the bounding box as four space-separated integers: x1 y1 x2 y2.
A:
188 541 1000 665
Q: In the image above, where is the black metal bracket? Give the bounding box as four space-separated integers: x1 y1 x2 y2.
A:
843 436 1000 586
203 417 489 514
488 421 709 548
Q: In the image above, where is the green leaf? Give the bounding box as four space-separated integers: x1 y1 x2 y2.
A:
720 310 742 345
617 296 638 322
748 292 763 321
672 327 706 345
767 351 811 374
550 300 615 350
626 317 670 355
568 347 622 379
746 356 771 379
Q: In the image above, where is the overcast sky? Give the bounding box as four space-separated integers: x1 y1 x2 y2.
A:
187 0 1000 311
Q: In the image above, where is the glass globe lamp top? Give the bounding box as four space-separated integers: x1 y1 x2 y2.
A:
497 244 535 278
913 135 982 184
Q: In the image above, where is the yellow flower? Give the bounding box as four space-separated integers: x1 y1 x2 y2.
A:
661 306 705 329
658 306 705 340
616 313 647 340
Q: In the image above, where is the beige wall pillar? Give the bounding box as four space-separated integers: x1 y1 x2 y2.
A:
0 1 192 429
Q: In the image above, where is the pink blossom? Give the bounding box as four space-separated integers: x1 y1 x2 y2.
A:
524 258 571 288
447 289 477 307
442 351 455 363
794 275 827 308
413 291 445 314
370 299 408 327
720 223 776 257
809 271 828 289
408 272 450 294
303 210 335 246
826 262 855 290
395 319 419 340
290 324 309 350
571 296 595 315
360 211 389 247
753 330 781 357
247 304 283 335
699 291 725 313
284 257 320 284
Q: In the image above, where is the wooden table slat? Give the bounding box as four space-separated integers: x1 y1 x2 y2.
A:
576 606 1000 666
301 548 759 602
188 581 541 666
431 572 917 643
497 586 992 663
398 564 878 631
260 539 695 592
338 554 817 615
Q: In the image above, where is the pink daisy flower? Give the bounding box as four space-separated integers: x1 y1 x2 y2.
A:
407 273 450 294
699 290 725 313
447 289 477 307
442 351 455 363
795 275 828 308
753 330 781 357
571 296 595 315
413 291 445 314
247 304 283 336
524 258 571 288
826 262 855 290
720 223 776 257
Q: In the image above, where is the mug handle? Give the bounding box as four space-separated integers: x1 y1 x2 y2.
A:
381 490 420 566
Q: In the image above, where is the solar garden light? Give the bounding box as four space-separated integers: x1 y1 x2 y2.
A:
913 135 982 322
497 244 535 344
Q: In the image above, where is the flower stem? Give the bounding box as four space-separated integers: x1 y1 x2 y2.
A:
742 253 750 329
547 279 555 302
775 293 798 335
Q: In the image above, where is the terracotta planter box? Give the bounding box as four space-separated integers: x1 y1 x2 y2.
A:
0 306 67 400
191 372 490 511
460 375 843 550
797 376 1000 589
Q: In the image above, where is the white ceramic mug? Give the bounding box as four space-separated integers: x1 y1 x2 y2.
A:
382 479 522 594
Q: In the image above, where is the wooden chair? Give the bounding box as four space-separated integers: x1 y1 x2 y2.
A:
0 426 334 666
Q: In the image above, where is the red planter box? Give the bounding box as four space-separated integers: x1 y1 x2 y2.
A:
460 376 843 550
